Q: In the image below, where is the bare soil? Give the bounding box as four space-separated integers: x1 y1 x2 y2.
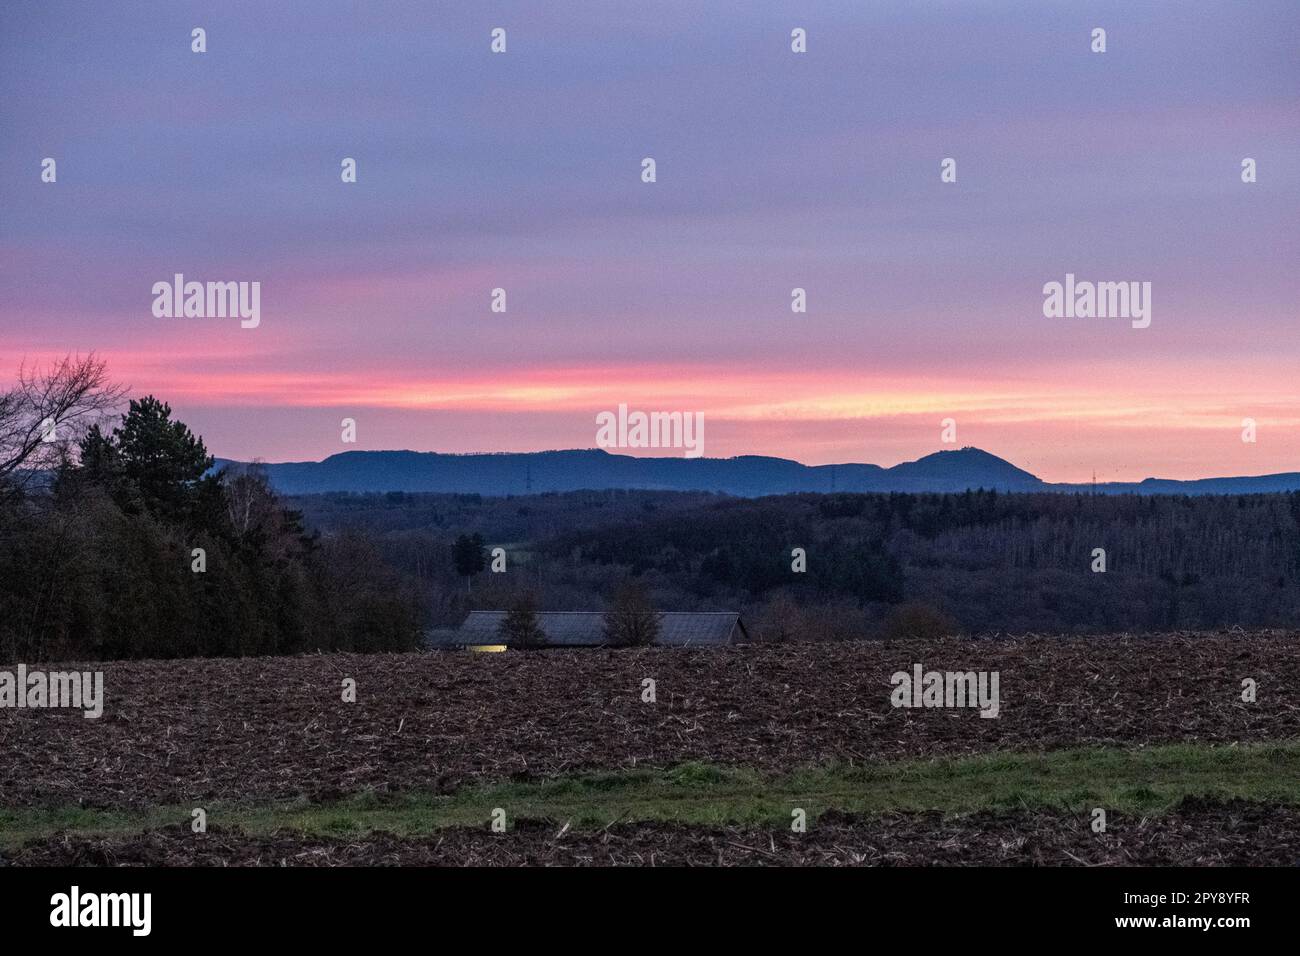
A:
2 633 1297 809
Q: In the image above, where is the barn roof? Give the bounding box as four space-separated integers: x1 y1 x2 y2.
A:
434 610 747 648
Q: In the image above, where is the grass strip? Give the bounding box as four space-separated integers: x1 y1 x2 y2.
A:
3 741 1297 848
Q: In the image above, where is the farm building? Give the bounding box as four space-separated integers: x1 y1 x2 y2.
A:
428 611 749 650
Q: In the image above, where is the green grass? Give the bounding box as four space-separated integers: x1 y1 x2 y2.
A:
2 742 1297 848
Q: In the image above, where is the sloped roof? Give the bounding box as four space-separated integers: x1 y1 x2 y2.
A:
437 610 746 648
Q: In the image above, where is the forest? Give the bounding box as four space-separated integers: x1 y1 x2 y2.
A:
301 483 1300 641
0 357 423 662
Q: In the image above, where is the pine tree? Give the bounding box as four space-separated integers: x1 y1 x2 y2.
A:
452 533 487 592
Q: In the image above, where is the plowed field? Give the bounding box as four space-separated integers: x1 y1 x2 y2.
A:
3 633 1296 810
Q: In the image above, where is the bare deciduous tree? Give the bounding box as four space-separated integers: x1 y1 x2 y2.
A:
602 581 662 647
223 464 305 561
498 591 547 648
0 354 126 490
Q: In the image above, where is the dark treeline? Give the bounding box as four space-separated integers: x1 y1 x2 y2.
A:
544 489 1300 636
0 358 423 662
294 487 720 541
292 488 728 629
300 486 1300 639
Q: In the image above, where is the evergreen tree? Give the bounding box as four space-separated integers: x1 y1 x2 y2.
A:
75 396 217 529
452 532 487 592
113 396 213 518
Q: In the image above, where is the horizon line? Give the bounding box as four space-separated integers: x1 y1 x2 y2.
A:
214 445 1300 486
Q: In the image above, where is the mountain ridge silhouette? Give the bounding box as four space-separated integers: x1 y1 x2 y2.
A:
213 446 1300 497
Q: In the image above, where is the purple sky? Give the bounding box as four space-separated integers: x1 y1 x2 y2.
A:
2 1 1298 481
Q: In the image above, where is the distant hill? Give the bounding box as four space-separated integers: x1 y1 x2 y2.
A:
213 446 1300 497
873 447 1042 492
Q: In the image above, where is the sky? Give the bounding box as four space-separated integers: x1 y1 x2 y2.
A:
1 0 1297 482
